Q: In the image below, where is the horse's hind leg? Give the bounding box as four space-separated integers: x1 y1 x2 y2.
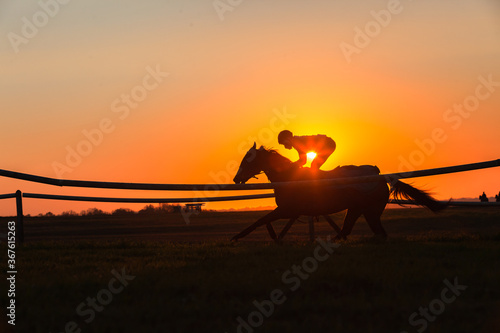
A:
323 215 343 239
338 209 362 239
278 218 296 241
363 207 387 239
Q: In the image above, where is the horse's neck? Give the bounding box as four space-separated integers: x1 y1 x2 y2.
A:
265 166 321 182
262 152 331 182
262 152 295 182
263 168 286 182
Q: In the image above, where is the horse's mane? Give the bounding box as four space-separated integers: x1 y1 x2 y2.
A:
258 146 294 170
259 146 292 160
258 146 278 153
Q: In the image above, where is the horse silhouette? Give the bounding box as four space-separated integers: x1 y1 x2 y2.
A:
232 143 447 241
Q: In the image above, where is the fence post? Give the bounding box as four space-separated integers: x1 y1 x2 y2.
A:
15 190 24 244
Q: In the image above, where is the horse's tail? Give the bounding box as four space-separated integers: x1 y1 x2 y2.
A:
390 180 448 212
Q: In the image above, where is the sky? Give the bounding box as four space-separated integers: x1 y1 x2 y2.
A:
1 0 500 216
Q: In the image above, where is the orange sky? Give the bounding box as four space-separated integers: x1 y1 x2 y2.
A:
1 0 500 215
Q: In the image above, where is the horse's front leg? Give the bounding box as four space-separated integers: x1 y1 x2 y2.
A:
278 218 296 241
322 215 344 239
231 209 283 241
266 223 277 241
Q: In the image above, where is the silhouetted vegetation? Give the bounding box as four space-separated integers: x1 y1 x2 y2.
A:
138 203 183 215
39 203 185 218
60 210 79 217
111 208 136 216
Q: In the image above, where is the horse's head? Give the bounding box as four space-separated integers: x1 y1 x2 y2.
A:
233 143 294 184
233 142 263 184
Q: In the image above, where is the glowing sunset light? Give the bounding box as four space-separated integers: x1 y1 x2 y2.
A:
306 152 317 162
1 0 499 215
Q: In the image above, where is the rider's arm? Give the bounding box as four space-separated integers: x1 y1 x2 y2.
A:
295 153 307 167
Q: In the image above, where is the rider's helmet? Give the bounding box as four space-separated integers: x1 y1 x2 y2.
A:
278 130 293 145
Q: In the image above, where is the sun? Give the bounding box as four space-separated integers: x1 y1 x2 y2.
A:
306 151 317 161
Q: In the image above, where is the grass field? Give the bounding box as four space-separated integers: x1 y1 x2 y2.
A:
1 207 500 333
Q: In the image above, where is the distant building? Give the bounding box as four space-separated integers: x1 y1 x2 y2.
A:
184 203 204 213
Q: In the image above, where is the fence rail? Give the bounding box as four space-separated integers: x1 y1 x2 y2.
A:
1 159 499 191
1 158 499 243
22 192 275 203
5 192 499 206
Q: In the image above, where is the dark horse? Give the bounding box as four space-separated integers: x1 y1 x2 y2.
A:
232 143 447 241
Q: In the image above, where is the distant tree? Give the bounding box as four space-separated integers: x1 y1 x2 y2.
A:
81 208 107 216
158 203 183 214
45 212 55 217
61 210 79 217
138 204 156 215
171 204 182 213
137 203 183 215
157 203 171 214
112 208 136 216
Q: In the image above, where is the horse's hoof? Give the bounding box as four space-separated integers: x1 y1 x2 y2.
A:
333 234 344 241
370 234 387 242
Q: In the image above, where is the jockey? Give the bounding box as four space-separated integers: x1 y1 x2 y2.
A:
278 130 336 170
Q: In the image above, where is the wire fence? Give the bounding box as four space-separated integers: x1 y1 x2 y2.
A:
1 158 499 243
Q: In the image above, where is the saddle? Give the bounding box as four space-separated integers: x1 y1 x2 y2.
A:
292 164 381 192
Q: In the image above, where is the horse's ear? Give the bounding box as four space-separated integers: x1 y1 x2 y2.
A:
252 142 256 149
